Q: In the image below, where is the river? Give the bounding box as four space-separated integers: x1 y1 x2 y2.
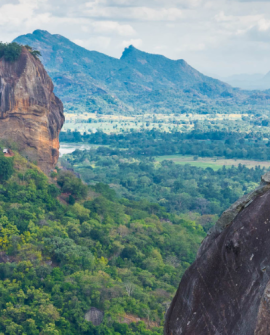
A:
59 143 94 157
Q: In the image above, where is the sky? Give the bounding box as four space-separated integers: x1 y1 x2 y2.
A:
1 0 270 77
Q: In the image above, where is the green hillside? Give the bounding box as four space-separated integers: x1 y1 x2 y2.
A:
14 30 268 116
0 150 205 334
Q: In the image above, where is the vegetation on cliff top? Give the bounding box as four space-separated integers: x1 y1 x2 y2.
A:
0 151 204 334
0 42 22 62
0 42 41 62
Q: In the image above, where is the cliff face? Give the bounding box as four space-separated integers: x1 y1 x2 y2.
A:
165 172 270 335
0 47 64 173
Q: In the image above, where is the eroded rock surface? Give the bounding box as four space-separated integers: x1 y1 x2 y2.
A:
165 173 270 335
85 307 104 326
0 47 64 173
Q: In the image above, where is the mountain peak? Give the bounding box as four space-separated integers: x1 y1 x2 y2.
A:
127 45 136 50
13 29 235 114
120 45 140 59
121 45 187 66
32 29 52 37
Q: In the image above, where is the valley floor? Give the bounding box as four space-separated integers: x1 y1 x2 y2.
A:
59 143 270 171
155 155 270 170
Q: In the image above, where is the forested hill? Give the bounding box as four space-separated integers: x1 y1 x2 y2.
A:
120 45 229 92
13 30 268 116
0 150 205 334
15 30 227 91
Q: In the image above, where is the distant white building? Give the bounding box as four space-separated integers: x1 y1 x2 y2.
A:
3 149 8 154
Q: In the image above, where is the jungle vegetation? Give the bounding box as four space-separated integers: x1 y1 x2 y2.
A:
0 152 205 335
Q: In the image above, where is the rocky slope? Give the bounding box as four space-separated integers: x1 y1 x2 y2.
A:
0 46 64 173
165 172 270 335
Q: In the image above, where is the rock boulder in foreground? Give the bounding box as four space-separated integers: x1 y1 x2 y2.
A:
165 172 270 335
0 47 64 173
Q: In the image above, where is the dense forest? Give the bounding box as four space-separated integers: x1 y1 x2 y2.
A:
0 151 205 335
61 146 264 229
60 130 270 161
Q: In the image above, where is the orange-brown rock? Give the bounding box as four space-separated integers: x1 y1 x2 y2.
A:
0 47 64 173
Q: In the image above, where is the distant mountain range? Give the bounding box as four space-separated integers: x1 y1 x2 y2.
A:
14 30 270 115
220 73 270 90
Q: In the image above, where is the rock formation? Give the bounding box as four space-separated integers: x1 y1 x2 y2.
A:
165 172 270 335
85 307 104 326
0 46 64 173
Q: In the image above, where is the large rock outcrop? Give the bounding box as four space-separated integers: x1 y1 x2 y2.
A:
165 172 270 335
0 46 64 173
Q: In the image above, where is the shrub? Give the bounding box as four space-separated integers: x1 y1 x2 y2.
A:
0 42 22 62
0 43 41 62
0 153 14 181
25 45 42 59
57 171 88 199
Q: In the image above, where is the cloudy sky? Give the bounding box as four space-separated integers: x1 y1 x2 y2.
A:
1 0 270 77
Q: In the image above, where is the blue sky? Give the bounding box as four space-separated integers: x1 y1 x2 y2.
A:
1 0 270 76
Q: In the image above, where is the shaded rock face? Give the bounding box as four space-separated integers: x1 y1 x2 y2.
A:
85 307 104 326
165 173 270 335
0 47 64 173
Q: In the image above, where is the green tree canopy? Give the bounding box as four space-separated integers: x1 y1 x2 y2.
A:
0 42 22 62
0 154 13 181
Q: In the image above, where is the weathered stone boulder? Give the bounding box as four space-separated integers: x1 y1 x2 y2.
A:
0 46 64 173
85 307 104 326
165 172 270 335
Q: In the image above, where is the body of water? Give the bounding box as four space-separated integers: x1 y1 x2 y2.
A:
59 143 94 156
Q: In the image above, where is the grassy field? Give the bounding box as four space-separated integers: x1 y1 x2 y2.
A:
64 112 246 122
62 112 252 134
155 155 270 170
62 122 187 134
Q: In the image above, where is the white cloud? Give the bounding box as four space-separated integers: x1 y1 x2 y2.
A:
257 18 270 31
240 19 270 42
122 38 143 48
92 21 136 36
84 4 183 21
131 7 183 21
155 45 168 51
2 0 270 76
87 0 202 8
214 11 263 26
236 0 270 2
0 0 39 26
177 43 206 51
167 0 203 8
